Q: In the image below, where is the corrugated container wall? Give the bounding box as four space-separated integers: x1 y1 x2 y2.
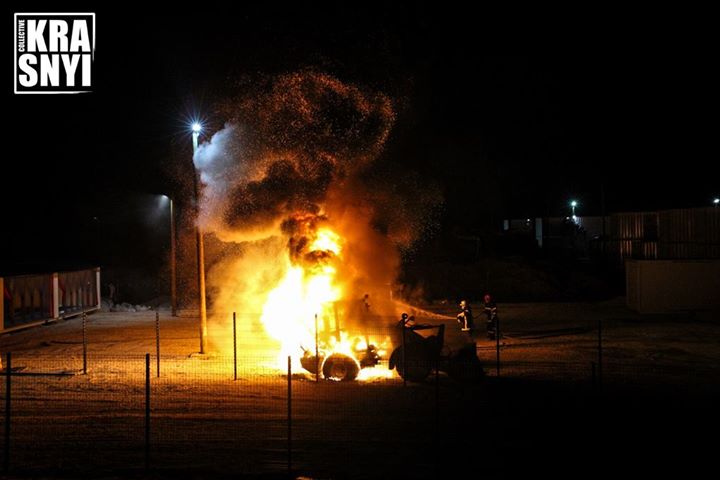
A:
608 207 719 264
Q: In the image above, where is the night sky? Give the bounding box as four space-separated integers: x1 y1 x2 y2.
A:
4 6 716 274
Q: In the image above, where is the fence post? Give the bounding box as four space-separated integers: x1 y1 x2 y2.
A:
314 313 319 383
591 361 596 390
495 315 500 377
287 355 292 476
435 350 440 444
155 311 160 378
233 312 237 381
145 353 150 471
597 319 603 393
4 352 11 473
82 312 88 375
401 324 406 387
51 273 60 319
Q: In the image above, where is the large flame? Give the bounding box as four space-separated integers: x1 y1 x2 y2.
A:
260 227 343 367
257 225 392 379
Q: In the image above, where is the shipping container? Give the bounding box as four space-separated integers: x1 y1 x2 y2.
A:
626 259 720 313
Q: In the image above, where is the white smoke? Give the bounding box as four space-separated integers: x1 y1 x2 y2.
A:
192 123 241 233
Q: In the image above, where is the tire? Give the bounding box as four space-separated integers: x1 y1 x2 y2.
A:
322 353 360 382
392 343 432 382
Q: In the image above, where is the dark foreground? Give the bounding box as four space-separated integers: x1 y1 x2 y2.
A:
1 358 718 480
1 308 719 479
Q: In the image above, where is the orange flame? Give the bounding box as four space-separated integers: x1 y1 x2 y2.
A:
260 228 343 369
258 226 392 379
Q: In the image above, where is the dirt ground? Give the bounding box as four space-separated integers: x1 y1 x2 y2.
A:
1 299 719 479
5 297 719 372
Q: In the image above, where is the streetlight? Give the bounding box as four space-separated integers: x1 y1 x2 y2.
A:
192 121 208 354
570 200 578 216
714 198 719 206
569 200 580 224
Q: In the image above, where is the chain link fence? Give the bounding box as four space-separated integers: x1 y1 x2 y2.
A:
1 313 718 478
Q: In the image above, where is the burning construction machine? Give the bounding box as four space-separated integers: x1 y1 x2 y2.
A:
389 319 484 383
299 306 483 383
299 301 383 382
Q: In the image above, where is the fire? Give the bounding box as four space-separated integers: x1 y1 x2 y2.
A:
259 226 343 368
310 229 342 255
257 224 393 380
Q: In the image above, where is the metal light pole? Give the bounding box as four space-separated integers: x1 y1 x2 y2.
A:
168 196 177 317
601 185 607 258
192 122 208 354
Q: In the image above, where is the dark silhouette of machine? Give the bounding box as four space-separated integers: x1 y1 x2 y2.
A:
389 321 484 383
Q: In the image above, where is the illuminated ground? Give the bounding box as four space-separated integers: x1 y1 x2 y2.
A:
1 300 718 479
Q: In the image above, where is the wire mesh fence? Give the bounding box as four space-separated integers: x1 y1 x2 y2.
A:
0 353 415 476
5 353 146 473
1 313 719 478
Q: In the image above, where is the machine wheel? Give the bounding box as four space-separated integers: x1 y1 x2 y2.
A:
392 344 432 382
322 353 360 382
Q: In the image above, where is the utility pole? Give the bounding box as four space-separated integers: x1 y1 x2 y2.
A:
601 183 607 259
192 123 208 354
170 197 177 317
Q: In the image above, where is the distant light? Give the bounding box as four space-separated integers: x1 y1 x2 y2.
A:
191 122 202 133
714 198 720 205
572 215 578 221
570 200 578 207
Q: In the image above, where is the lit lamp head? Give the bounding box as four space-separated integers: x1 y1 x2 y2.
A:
570 200 578 208
714 198 720 205
191 122 203 153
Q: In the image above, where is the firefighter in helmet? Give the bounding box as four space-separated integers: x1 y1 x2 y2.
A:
483 293 498 340
456 300 474 332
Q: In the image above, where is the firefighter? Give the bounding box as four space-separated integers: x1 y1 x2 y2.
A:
483 293 498 339
456 300 473 331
